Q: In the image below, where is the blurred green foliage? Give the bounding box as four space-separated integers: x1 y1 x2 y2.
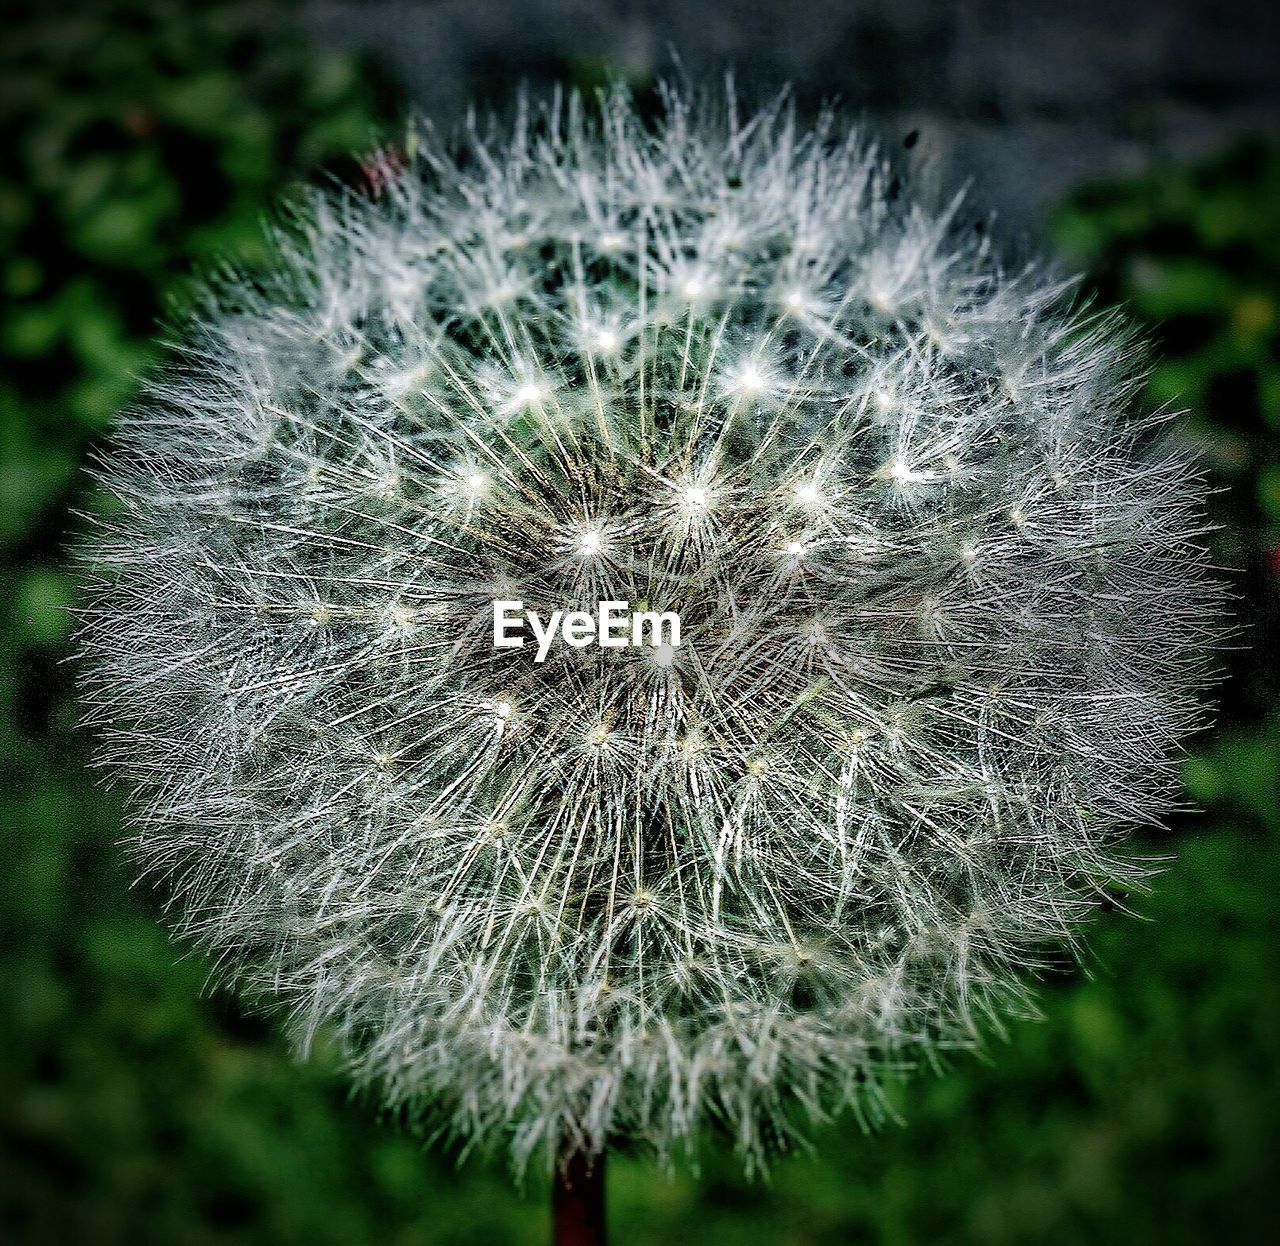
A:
0 0 392 555
1 4 1278 1241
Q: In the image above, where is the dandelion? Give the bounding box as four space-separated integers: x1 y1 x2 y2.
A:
77 82 1221 1240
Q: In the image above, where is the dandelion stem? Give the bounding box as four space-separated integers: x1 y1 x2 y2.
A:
553 1141 605 1246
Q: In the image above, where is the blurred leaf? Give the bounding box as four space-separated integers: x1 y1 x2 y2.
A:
14 567 74 646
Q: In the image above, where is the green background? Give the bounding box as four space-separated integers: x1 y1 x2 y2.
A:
2 2 1278 1241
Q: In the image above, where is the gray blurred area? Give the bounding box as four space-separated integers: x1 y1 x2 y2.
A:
305 0 1280 235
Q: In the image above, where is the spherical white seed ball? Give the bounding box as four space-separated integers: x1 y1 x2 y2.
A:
78 84 1220 1176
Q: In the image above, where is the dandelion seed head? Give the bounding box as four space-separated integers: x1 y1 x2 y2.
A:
77 83 1222 1178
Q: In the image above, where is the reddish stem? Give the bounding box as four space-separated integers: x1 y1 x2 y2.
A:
552 1141 606 1246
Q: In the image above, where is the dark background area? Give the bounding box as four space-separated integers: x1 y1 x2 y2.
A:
2 1 1278 1242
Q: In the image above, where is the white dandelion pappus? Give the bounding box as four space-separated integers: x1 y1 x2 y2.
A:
77 83 1220 1176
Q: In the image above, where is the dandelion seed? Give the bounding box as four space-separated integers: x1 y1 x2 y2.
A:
733 364 766 397
590 327 620 354
679 484 712 517
794 480 822 509
649 643 676 669
383 602 416 637
512 380 547 409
